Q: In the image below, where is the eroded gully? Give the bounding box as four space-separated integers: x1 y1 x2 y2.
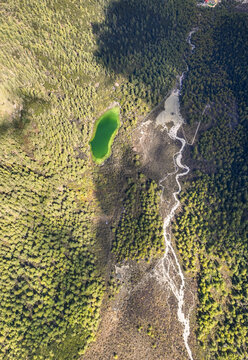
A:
116 28 199 360
151 28 198 360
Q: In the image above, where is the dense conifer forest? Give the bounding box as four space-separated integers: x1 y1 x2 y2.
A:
1 0 247 358
112 175 165 261
0 0 196 359
174 3 248 359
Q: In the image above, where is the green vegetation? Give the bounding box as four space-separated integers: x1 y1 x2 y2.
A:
89 107 120 164
112 175 165 261
107 269 121 300
0 1 109 357
0 0 197 358
174 4 248 359
94 0 196 129
0 166 105 360
137 322 158 349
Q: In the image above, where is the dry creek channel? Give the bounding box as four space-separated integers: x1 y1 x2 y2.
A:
130 28 199 360
84 28 200 360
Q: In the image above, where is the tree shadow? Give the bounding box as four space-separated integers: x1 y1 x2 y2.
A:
93 0 195 103
0 95 49 138
93 143 138 265
91 0 197 240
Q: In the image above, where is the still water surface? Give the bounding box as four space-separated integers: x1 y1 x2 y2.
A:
90 107 120 163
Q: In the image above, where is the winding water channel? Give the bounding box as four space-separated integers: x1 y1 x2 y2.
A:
152 28 198 360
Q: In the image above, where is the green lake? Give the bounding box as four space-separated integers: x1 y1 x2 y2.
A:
89 107 120 164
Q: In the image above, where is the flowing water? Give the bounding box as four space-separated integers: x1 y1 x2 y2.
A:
114 28 198 359
151 28 198 360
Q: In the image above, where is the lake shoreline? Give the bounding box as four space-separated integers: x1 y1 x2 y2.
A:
89 106 121 165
